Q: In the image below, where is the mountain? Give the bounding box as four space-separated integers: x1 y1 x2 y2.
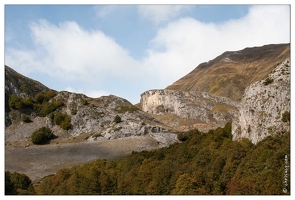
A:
166 43 290 101
5 43 291 189
5 66 49 126
5 66 179 181
140 43 290 143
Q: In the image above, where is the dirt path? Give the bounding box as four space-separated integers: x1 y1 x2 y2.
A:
5 135 160 182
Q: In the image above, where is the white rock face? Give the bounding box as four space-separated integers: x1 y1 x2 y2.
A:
51 92 179 144
232 58 290 144
140 89 238 131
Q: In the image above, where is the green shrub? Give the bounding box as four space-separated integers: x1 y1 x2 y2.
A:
82 99 89 105
21 114 32 123
34 93 45 104
34 90 57 103
8 94 23 109
10 172 32 190
263 77 274 85
5 171 35 195
60 120 71 130
9 95 34 110
36 100 64 117
71 109 77 115
282 111 290 122
5 171 16 195
21 97 34 108
114 115 121 123
177 133 189 142
54 112 71 130
31 127 53 144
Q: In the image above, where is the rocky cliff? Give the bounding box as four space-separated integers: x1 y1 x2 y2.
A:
140 89 238 132
5 67 179 148
232 58 290 144
140 43 290 143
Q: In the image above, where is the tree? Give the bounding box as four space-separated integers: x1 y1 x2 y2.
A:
172 174 198 194
5 171 16 195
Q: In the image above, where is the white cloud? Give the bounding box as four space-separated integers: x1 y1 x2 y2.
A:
138 5 191 25
6 19 141 81
142 5 290 86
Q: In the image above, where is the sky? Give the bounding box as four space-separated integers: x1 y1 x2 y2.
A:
4 3 290 104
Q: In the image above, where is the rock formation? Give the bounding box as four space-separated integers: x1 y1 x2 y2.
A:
232 58 290 144
140 89 238 132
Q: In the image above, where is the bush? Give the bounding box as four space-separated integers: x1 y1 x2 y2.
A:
8 94 23 109
54 112 71 130
34 93 45 104
31 127 53 144
60 120 71 130
263 77 274 85
282 111 290 122
5 171 35 195
177 133 189 142
34 90 57 103
35 100 64 117
10 172 32 190
21 114 32 123
5 171 16 195
82 99 89 105
114 115 121 123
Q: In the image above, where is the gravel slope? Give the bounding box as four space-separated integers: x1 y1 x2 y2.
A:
5 135 160 182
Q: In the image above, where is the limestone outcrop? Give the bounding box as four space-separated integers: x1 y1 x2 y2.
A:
140 89 238 132
232 58 290 144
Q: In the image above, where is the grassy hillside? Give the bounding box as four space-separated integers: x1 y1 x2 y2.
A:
25 122 290 195
166 43 290 101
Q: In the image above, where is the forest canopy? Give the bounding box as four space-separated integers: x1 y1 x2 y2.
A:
31 122 290 195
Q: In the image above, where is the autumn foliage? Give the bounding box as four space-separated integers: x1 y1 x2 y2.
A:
33 122 290 195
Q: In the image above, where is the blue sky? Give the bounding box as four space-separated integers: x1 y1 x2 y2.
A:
4 4 290 104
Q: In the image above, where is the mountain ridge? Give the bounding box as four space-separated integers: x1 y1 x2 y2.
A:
166 43 290 101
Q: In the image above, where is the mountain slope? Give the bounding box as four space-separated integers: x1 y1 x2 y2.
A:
166 43 290 101
5 66 49 126
5 66 180 181
140 43 290 143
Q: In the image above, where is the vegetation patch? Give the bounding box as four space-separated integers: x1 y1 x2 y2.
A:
92 133 102 138
31 127 54 145
114 115 122 123
8 95 34 110
35 100 64 117
53 112 72 130
116 105 139 113
263 77 274 85
282 111 290 122
5 171 35 195
21 114 32 123
34 90 57 104
8 90 64 117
